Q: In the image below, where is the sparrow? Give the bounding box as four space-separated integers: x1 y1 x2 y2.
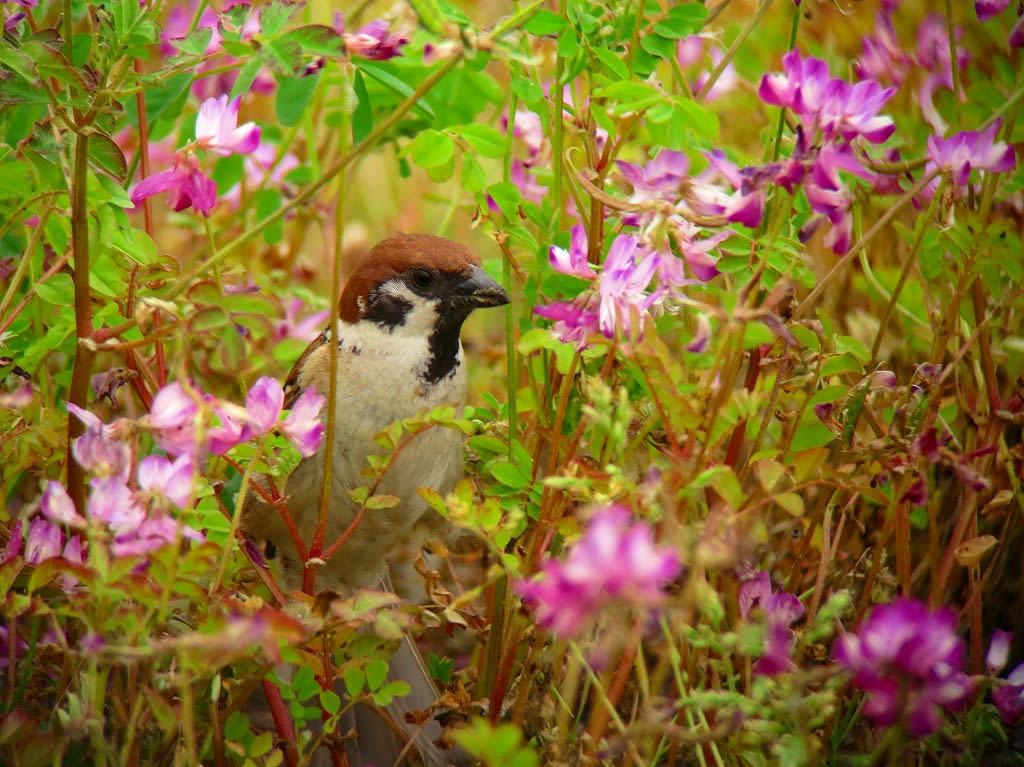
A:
242 233 509 766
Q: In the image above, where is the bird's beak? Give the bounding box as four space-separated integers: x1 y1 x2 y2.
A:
456 264 510 308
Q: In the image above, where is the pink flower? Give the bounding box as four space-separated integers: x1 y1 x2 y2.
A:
195 95 262 157
138 454 194 508
275 298 330 343
41 481 87 529
24 517 63 564
926 120 1016 188
245 377 285 436
597 235 662 338
517 505 681 638
549 225 596 280
975 0 1012 21
834 598 974 737
67 403 131 482
281 387 325 457
147 382 200 456
739 571 805 676
533 298 601 349
343 19 408 60
130 155 218 216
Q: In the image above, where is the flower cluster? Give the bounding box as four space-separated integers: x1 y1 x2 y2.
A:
131 94 261 216
923 120 1016 202
758 50 896 253
834 598 974 737
146 377 324 460
516 505 681 638
739 570 805 676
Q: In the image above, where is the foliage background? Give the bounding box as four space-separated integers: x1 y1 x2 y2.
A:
1 0 1023 765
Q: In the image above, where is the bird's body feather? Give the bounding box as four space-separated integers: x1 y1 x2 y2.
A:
241 234 507 766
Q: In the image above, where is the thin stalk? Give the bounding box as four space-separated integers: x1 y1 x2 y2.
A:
67 130 95 514
696 0 773 102
793 169 939 320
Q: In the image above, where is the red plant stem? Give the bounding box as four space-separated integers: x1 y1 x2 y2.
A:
261 679 298 767
67 131 94 513
894 499 911 595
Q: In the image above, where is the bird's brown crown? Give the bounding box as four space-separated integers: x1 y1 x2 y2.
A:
338 234 480 323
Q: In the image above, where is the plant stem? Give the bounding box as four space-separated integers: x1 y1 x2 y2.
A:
67 130 95 513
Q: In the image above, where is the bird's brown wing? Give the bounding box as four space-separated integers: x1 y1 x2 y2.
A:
282 326 332 410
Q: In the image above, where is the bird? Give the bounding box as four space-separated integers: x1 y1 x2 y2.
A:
242 233 509 766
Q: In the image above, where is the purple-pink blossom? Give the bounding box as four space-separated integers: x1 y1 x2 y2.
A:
131 94 261 217
343 19 408 60
147 381 200 457
549 225 596 280
281 387 325 457
516 505 681 638
739 571 805 676
834 598 975 737
131 155 218 217
138 454 195 509
67 403 131 482
988 630 1024 724
926 120 1016 189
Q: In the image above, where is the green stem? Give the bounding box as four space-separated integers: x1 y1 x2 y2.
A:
164 54 463 302
696 0 774 102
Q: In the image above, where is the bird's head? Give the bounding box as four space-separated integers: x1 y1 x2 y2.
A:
337 234 509 382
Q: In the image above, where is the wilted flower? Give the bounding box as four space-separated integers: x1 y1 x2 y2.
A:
517 505 681 638
834 598 974 737
739 571 805 676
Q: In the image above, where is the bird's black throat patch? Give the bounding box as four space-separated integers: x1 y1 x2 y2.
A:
423 306 471 384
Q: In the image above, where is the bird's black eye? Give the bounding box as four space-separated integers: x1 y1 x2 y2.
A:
410 267 435 290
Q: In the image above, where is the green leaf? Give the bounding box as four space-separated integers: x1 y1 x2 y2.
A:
175 27 213 56
486 181 521 216
490 461 527 488
790 421 837 451
33 273 75 305
87 130 128 182
260 1 296 37
320 690 341 715
640 33 677 60
0 161 31 199
460 156 487 193
674 97 719 140
371 680 409 706
458 124 508 158
255 188 283 244
524 9 568 35
145 73 193 125
352 70 373 145
358 63 436 120
408 0 446 34
655 4 709 38
343 667 365 696
276 73 319 127
231 58 264 101
594 47 629 80
365 659 388 692
279 25 344 57
405 129 455 169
